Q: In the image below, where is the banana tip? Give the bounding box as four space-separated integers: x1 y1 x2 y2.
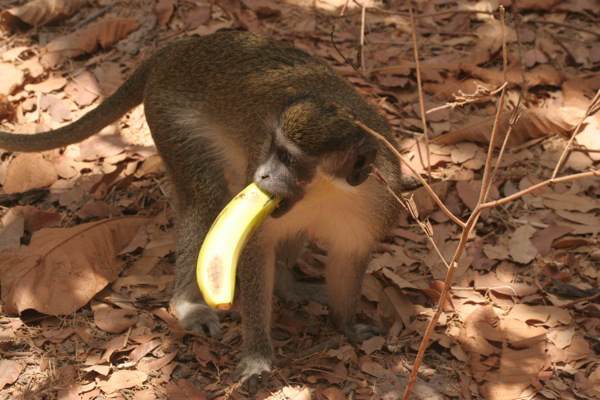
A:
215 303 233 311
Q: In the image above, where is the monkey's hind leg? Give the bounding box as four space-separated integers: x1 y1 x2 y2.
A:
326 249 384 341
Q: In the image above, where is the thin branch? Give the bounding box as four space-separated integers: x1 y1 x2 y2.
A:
528 19 600 37
407 0 431 181
425 82 506 114
359 2 366 73
479 7 508 206
484 99 522 202
356 121 466 228
559 292 600 309
373 170 450 270
480 170 599 210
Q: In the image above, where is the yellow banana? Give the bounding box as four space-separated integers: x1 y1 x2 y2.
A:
196 183 281 310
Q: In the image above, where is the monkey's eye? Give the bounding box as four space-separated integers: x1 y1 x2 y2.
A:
277 148 295 166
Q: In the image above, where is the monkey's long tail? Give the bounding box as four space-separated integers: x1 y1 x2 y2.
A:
0 62 151 152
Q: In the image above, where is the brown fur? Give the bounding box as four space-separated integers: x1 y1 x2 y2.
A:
0 31 404 390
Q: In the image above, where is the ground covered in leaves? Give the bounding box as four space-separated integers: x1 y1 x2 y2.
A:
0 0 599 399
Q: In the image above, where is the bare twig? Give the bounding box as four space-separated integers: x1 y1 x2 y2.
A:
358 1 366 73
407 0 431 181
357 121 465 228
373 169 450 270
528 19 600 37
425 82 506 114
480 170 599 210
511 9 530 106
480 7 508 206
402 8 511 399
559 292 600 309
348 3 497 19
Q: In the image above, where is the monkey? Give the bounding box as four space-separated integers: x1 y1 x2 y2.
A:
0 31 404 391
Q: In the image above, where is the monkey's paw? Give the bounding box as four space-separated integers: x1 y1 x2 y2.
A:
346 323 386 342
175 301 240 341
233 355 273 394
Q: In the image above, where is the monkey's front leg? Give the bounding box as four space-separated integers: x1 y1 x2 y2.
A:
326 249 384 341
232 234 277 392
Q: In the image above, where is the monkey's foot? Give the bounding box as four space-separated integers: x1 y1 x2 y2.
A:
346 323 386 342
233 355 273 394
173 300 240 341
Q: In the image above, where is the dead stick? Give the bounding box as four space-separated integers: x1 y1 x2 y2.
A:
356 121 465 228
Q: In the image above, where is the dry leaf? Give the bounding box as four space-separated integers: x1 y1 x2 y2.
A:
76 200 122 219
0 63 25 95
24 75 67 93
165 378 205 400
480 341 546 400
3 153 58 194
451 142 478 164
576 121 600 161
322 387 346 400
40 94 71 122
508 225 538 264
547 327 575 349
155 0 177 27
530 224 573 256
543 193 600 213
133 390 156 400
75 129 129 160
456 180 479 211
128 339 161 363
555 210 600 226
13 205 61 232
474 273 538 297
0 213 24 251
460 63 561 87
137 350 178 372
94 307 139 333
361 361 389 378
64 72 100 107
360 335 385 355
508 304 572 327
399 181 449 224
187 19 233 36
0 217 150 315
97 369 147 394
42 19 140 67
0 0 87 31
461 19 506 65
434 107 584 147
0 359 22 390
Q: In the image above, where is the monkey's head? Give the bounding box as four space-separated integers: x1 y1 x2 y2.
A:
255 96 378 217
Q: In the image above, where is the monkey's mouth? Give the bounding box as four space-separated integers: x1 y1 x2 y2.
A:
271 198 292 218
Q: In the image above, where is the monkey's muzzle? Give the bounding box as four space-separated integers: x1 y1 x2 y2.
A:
271 198 291 218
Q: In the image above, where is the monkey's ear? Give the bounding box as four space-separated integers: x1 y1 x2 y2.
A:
345 144 377 186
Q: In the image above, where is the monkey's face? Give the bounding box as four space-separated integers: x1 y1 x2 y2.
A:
254 137 315 218
254 98 378 218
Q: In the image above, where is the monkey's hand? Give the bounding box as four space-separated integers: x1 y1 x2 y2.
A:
176 302 240 341
233 354 274 394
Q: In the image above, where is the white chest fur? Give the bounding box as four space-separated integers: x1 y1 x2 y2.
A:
262 171 378 255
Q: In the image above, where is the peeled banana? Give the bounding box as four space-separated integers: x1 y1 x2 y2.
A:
196 183 281 310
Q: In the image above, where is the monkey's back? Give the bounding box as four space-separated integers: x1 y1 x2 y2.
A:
144 31 387 142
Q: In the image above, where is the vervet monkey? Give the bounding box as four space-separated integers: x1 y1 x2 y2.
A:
0 31 404 390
